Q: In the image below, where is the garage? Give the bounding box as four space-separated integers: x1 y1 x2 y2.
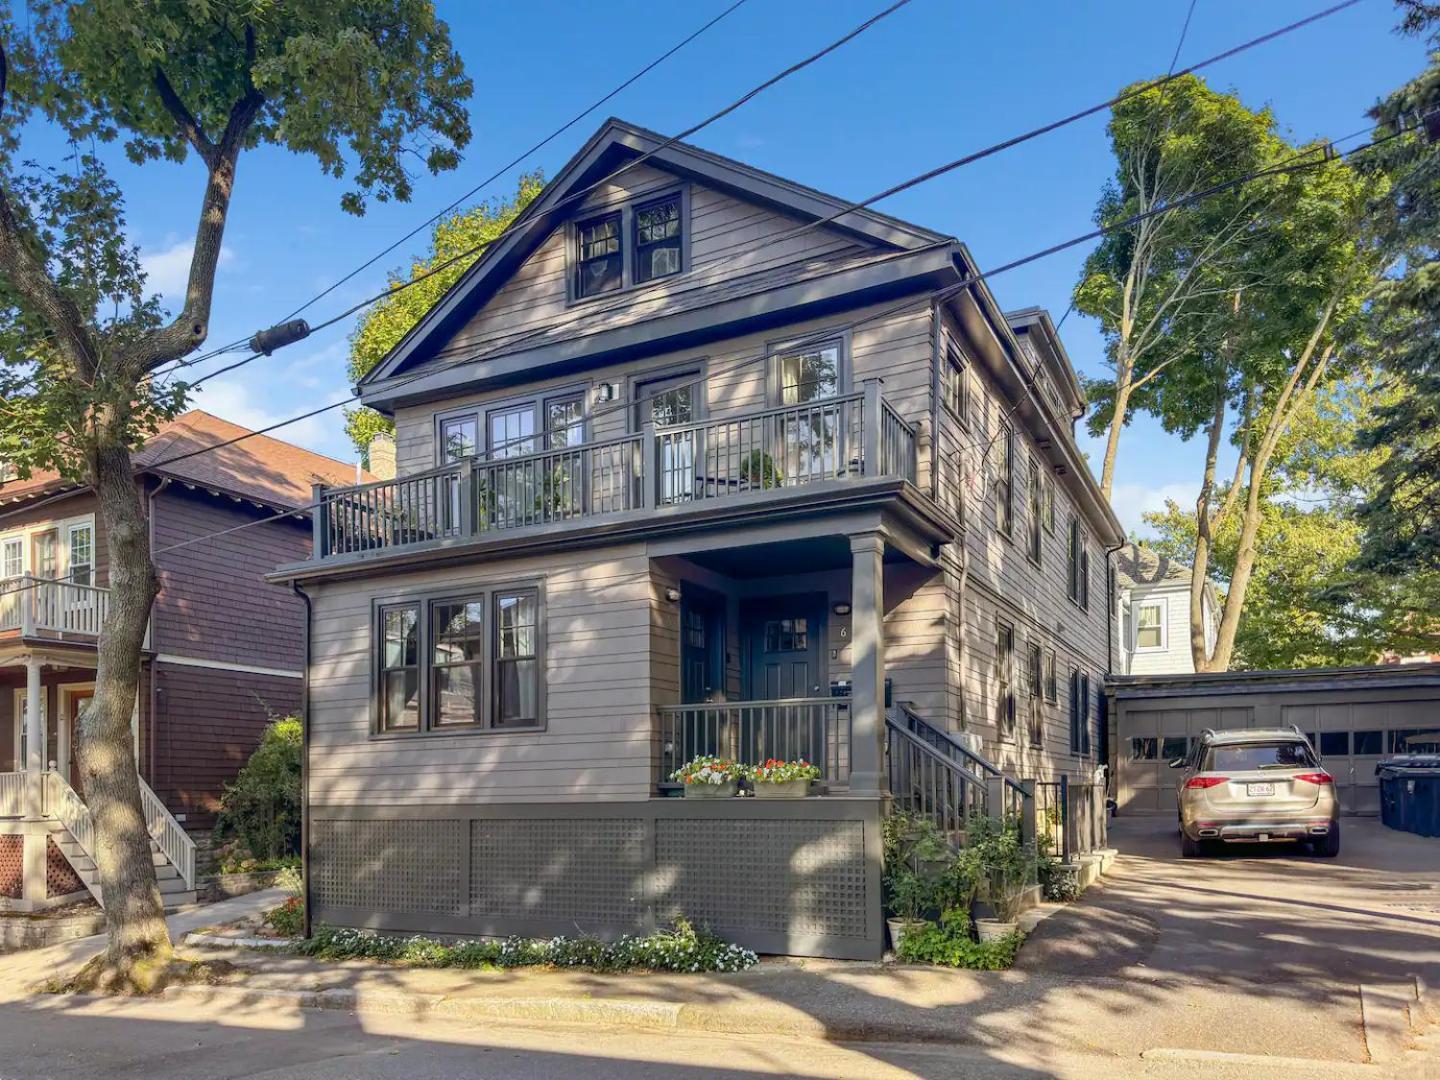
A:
1106 663 1440 817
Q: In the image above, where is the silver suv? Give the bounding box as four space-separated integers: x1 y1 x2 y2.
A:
1172 727 1340 858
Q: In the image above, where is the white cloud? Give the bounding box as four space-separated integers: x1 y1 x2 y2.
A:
140 239 237 300
188 366 356 465
1108 481 1194 539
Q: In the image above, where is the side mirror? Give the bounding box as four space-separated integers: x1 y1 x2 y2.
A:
1167 758 1186 769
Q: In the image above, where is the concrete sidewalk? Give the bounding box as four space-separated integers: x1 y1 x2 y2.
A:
0 889 287 1002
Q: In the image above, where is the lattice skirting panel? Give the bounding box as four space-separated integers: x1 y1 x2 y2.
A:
46 836 87 899
309 799 884 960
0 835 21 900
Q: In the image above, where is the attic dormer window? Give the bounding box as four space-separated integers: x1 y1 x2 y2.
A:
576 213 623 298
634 196 682 283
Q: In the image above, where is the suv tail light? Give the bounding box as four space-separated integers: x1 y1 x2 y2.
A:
1294 772 1333 785
1184 776 1228 790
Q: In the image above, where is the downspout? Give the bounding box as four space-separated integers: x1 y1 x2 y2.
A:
929 293 942 504
291 580 313 938
146 476 172 786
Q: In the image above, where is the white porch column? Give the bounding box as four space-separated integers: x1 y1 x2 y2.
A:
23 657 43 819
848 532 887 798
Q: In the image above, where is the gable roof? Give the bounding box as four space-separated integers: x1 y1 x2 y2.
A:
0 410 366 513
361 117 952 387
1115 542 1193 589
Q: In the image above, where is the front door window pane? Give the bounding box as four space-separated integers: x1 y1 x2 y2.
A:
495 591 539 726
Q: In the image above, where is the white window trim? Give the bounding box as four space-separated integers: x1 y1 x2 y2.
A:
0 511 97 582
1133 596 1168 652
12 687 47 771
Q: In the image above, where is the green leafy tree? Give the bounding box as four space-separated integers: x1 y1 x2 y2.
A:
344 173 543 460
0 1 471 989
1073 75 1286 499
214 716 302 865
1356 5 1440 602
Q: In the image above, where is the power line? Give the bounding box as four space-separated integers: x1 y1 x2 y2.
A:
163 0 917 390
183 0 1361 396
143 121 1405 488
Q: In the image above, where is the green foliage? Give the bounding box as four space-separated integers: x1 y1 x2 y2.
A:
896 908 1023 969
214 717 302 864
953 817 1035 923
739 450 782 489
344 173 544 454
1356 9 1440 588
264 897 305 938
1038 856 1080 903
295 918 759 974
0 0 475 484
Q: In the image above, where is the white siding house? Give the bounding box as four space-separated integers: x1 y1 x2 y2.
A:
1115 543 1218 675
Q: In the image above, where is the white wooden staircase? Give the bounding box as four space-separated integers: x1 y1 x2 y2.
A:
44 771 198 909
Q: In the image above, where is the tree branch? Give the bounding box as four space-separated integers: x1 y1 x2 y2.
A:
153 66 216 168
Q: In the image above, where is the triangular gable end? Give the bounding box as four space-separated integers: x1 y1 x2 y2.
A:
362 118 948 387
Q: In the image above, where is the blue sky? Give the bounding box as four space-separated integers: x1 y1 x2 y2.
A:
105 0 1421 535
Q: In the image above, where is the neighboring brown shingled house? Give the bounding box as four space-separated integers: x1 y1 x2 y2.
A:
1 410 368 835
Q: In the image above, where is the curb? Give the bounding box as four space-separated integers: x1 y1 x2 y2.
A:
184 933 294 950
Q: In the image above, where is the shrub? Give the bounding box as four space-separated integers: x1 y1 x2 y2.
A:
264 897 304 938
214 717 302 864
293 917 758 974
897 908 1023 969
1038 856 1080 903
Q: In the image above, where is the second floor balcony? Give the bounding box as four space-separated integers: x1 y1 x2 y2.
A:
312 381 921 563
0 575 111 640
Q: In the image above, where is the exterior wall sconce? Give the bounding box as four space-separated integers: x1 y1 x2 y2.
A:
832 602 852 616
664 587 682 602
596 382 618 402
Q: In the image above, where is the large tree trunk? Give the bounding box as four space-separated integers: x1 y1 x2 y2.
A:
1208 455 1265 671
1190 379 1227 672
76 437 170 987
1099 373 1132 500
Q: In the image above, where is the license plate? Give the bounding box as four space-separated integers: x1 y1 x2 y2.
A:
1247 783 1275 797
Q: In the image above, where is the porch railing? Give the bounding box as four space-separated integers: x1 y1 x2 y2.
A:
658 698 852 785
0 575 110 637
0 771 23 817
140 776 196 889
43 769 94 855
313 382 920 560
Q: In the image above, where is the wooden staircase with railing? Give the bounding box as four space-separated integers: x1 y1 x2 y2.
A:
42 770 197 910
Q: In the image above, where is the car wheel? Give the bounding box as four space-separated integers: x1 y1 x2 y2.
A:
1181 831 1203 859
1314 823 1341 858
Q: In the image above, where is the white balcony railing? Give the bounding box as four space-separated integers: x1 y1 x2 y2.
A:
0 575 110 637
0 771 23 817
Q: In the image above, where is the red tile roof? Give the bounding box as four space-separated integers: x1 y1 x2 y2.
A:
0 410 367 511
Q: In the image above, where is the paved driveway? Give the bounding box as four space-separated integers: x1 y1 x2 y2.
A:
1016 815 1440 1063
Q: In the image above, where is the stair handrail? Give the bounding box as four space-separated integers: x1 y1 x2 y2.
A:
139 777 196 889
44 769 96 859
891 702 1028 795
885 717 988 834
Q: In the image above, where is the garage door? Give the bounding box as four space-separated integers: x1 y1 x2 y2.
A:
1117 705 1254 814
1285 700 1440 816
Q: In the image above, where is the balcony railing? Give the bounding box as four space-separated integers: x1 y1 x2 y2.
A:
0 575 110 638
658 698 852 787
314 381 919 560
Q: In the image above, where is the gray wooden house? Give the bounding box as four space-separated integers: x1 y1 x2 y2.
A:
272 120 1124 959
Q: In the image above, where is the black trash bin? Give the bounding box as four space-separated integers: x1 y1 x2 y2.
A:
1377 755 1440 838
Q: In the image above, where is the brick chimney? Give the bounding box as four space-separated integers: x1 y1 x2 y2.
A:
368 431 397 481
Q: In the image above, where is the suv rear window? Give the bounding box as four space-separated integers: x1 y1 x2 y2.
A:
1202 741 1317 771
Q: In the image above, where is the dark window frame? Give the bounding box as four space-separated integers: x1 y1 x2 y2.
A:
433 384 591 468
1026 455 1043 565
574 211 624 300
1044 648 1058 703
997 423 1015 539
997 620 1016 740
565 185 691 306
1067 516 1090 610
943 342 970 426
764 328 850 408
370 581 547 739
1027 640 1044 747
632 193 684 285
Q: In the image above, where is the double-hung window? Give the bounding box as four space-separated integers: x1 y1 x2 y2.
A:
997 424 1014 538
0 536 21 627
376 584 543 736
997 621 1016 739
1027 457 1043 564
1069 668 1092 755
634 196 682 284
67 525 93 588
576 213 623 299
1135 600 1164 650
1027 641 1044 746
774 340 841 405
945 344 969 423
1067 518 1090 609
771 338 843 483
1044 648 1058 703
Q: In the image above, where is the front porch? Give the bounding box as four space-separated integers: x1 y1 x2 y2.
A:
0 641 197 912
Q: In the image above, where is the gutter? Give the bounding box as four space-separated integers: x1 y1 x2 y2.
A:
146 476 172 786
291 580 313 939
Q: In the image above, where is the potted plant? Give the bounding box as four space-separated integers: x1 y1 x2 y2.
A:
883 866 933 952
671 755 742 798
960 819 1036 942
745 758 820 798
738 450 781 491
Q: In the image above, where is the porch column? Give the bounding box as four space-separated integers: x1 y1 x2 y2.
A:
849 532 887 798
24 657 43 819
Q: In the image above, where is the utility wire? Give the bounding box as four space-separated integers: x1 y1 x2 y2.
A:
161 0 916 388
173 0 1360 394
